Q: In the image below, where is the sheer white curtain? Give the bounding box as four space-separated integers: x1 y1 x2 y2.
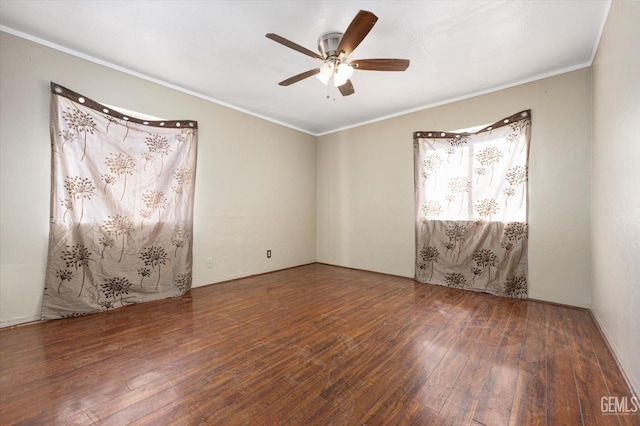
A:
43 83 198 319
414 110 531 298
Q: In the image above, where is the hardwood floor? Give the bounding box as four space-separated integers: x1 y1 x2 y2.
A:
0 263 636 425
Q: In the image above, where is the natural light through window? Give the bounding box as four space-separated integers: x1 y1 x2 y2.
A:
413 110 531 299
416 116 529 223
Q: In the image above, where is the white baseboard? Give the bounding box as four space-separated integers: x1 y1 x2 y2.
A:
0 313 42 329
590 308 639 397
527 292 590 309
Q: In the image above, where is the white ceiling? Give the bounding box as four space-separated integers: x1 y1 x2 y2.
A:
0 1 609 135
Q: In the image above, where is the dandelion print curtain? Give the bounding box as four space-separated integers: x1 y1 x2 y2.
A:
43 83 197 319
414 110 530 299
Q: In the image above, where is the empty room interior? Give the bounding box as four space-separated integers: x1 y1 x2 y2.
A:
0 0 638 424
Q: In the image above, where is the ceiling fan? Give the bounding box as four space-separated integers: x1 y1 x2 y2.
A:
266 10 410 97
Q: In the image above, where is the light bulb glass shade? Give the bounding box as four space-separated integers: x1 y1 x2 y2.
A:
336 62 353 80
316 72 331 85
333 73 348 87
320 61 334 77
317 61 335 85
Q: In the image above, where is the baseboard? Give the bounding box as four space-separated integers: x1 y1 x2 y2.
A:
526 292 590 309
315 262 415 281
589 308 639 398
0 314 42 329
195 261 318 288
526 297 590 311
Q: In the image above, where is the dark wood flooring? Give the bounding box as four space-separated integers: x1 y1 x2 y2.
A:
0 263 636 425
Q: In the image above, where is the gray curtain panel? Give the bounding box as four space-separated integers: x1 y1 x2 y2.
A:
414 110 531 298
42 83 198 320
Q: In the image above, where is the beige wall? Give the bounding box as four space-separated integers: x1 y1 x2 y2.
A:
591 0 640 395
317 69 593 307
0 1 636 397
0 32 317 326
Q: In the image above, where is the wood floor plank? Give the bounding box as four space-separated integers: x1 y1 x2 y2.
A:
508 301 547 426
582 314 639 426
0 264 636 425
473 299 527 425
360 288 501 424
429 293 510 423
562 308 621 426
545 303 585 426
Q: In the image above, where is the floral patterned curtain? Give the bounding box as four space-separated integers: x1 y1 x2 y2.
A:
413 110 530 298
42 83 198 320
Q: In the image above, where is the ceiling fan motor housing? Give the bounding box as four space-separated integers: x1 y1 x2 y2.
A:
318 32 343 58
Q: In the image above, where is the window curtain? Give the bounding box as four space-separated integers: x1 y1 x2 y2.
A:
42 83 198 320
413 110 531 298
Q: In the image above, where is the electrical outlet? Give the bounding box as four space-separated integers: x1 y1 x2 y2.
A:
207 257 213 268
267 250 271 259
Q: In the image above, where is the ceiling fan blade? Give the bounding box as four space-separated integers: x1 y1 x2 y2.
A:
278 68 321 86
338 79 355 96
336 10 378 58
351 59 410 71
266 33 324 60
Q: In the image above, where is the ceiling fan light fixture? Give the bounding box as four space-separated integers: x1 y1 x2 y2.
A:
316 73 331 85
317 61 335 85
320 61 335 76
333 74 348 87
334 62 353 86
